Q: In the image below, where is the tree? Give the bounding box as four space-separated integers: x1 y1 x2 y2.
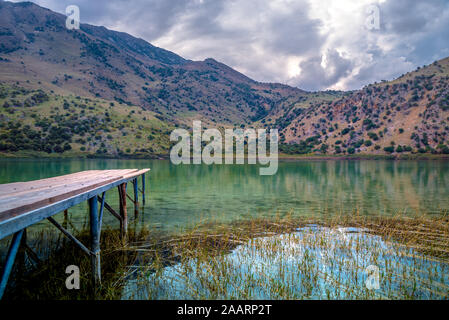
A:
384 146 395 153
320 144 328 153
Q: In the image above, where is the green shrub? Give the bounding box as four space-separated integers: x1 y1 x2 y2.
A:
384 146 395 153
341 128 351 135
368 132 379 141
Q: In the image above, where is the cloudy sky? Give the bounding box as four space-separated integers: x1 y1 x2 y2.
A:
10 0 449 91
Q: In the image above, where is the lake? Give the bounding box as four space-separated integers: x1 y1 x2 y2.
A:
0 159 448 234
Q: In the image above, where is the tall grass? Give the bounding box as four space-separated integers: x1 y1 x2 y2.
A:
2 212 449 300
3 226 150 300
125 213 449 300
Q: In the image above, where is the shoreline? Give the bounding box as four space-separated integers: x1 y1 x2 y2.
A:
278 153 449 161
1 152 449 161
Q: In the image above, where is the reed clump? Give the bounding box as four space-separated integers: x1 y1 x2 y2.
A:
124 212 449 300
3 212 449 300
3 226 150 300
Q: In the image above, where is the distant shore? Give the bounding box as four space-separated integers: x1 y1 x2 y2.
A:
1 151 449 161
278 153 449 161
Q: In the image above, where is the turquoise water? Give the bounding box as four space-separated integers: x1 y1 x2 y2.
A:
0 159 449 233
1 158 449 299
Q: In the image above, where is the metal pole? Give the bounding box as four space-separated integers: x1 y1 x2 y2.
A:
99 197 122 222
63 209 68 229
47 217 91 256
0 229 24 299
18 228 27 275
63 210 68 245
118 183 128 238
98 192 105 238
142 173 146 205
118 186 124 237
89 196 101 287
133 178 139 217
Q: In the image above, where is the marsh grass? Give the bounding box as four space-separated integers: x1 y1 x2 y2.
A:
3 226 150 300
3 212 449 300
124 212 449 300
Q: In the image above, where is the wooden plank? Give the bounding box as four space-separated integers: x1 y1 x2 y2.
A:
0 169 143 221
0 176 121 221
0 176 130 238
122 169 150 180
0 170 102 195
0 169 150 239
0 170 134 205
0 169 138 190
0 169 138 198
0 169 139 201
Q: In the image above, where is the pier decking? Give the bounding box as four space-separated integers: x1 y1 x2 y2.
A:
0 169 149 299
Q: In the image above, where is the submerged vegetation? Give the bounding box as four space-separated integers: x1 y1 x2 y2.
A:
2 212 449 300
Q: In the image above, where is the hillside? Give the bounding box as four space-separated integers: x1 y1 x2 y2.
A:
278 57 449 155
0 83 173 157
0 1 448 158
0 1 308 127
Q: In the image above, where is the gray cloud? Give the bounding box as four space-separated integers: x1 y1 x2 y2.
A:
381 0 445 35
7 0 449 91
291 49 353 91
339 0 449 89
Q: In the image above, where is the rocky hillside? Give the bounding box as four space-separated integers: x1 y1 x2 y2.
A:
0 1 307 127
0 1 448 158
277 57 449 155
0 83 173 157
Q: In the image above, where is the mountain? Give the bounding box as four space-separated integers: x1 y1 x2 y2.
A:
276 57 449 155
0 1 448 158
0 1 311 127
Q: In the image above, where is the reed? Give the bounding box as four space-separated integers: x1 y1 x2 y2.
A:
126 212 449 300
3 226 150 300
3 211 449 300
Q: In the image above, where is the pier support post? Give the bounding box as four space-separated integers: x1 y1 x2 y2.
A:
133 178 139 217
62 210 68 245
142 173 146 205
89 196 101 287
0 229 24 299
63 210 68 229
118 183 128 238
17 228 27 275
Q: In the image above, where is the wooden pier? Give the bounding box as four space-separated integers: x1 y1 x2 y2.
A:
0 168 149 299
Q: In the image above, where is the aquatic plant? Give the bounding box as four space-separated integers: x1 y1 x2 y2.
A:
2 212 449 300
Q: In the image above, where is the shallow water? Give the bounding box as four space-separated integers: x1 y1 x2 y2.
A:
1 159 449 299
0 158 448 235
123 226 449 300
